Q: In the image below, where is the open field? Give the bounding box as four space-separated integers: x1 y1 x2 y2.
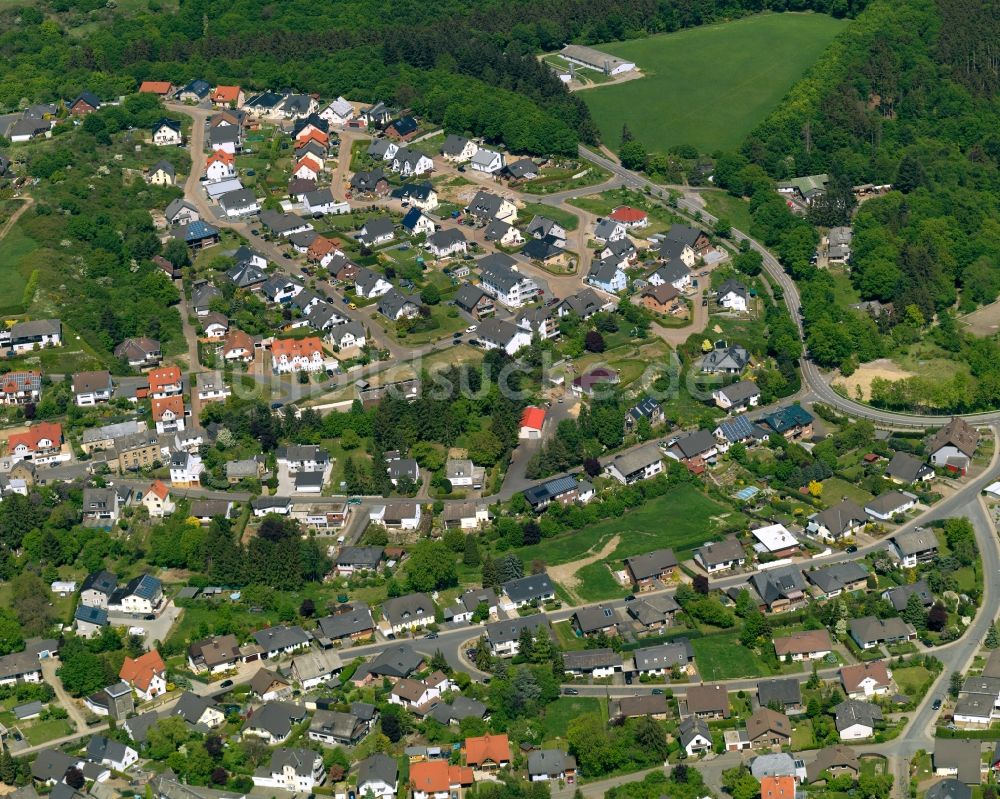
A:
580 13 848 153
540 696 604 745
833 359 915 402
692 631 786 680
821 476 874 506
516 484 743 572
700 191 754 234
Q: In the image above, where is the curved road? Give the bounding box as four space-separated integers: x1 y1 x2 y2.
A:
574 146 1000 428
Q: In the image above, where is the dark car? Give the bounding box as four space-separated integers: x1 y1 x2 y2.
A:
424 632 438 639
845 545 858 553
625 673 633 685
143 614 155 620
453 331 463 338
563 687 579 695
652 688 664 695
219 679 233 689
625 594 636 602
270 402 283 410
933 698 942 710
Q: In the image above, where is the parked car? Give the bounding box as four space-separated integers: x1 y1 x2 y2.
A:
933 698 942 710
652 688 664 695
563 688 579 695
220 680 233 689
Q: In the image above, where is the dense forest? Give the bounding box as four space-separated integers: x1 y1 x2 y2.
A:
1 0 866 156
708 0 1000 411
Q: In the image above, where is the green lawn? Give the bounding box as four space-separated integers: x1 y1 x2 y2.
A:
552 620 587 651
515 484 744 569
821 477 874 506
0 224 39 314
892 665 932 696
519 203 580 232
540 697 604 744
700 191 754 234
691 631 778 680
579 13 848 153
575 561 628 602
22 718 75 746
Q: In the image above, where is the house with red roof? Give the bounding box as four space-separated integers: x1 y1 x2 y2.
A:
296 128 329 149
141 480 175 518
148 366 183 398
211 85 244 108
152 396 185 434
119 650 167 701
609 206 649 228
293 155 322 182
465 734 511 771
760 775 796 799
222 329 256 363
410 761 474 799
271 337 325 374
205 149 236 182
518 406 546 440
139 81 173 96
0 371 42 406
7 422 63 463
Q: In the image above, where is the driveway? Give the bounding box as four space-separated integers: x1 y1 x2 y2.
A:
40 658 87 732
107 599 182 645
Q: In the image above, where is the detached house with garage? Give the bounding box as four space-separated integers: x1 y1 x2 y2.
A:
849 616 917 650
605 443 663 484
890 528 939 567
927 418 979 474
773 629 833 662
624 549 678 590
840 661 894 699
695 537 746 574
478 253 537 309
807 499 868 542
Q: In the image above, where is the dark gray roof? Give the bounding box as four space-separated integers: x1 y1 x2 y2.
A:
241 701 306 739
485 614 549 645
805 561 869 594
381 593 434 627
124 710 161 743
678 717 712 748
171 691 217 725
357 753 397 788
356 645 422 679
625 549 678 581
812 499 868 536
336 546 383 570
253 625 310 653
633 640 694 670
865 490 913 516
757 678 802 708
892 528 939 556
834 699 883 731
31 749 79 783
669 429 717 460
884 451 933 483
883 580 933 611
81 570 117 596
502 573 555 604
562 648 623 672
718 380 760 403
749 566 806 606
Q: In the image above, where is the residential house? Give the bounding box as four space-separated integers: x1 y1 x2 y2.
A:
561 648 623 679
664 429 718 465
805 562 869 600
625 593 680 630
807 499 868 542
9 319 62 353
882 580 933 613
441 501 490 531
352 645 423 684
927 418 979 473
119 651 166 702
865 490 916 521
470 148 504 173
114 337 161 369
700 344 750 374
108 574 163 615
270 336 325 374
713 380 761 412
205 149 236 182
389 672 453 712
0 371 42 406
586 259 627 293
594 218 626 243
884 451 935 484
355 267 393 299
410 761 474 799
694 538 746 574
187 634 241 674
685 683 730 719
167 449 203 486
72 371 113 406
357 754 398 799
849 616 917 650
426 228 468 258
315 604 376 643
834 700 883 740
522 475 594 511
465 734 511 772
649 261 691 291
441 135 478 162
455 284 495 319
221 329 255 363
7 422 63 463
805 745 860 783
748 567 808 614
477 254 537 308
148 160 175 186
140 480 174 518
758 678 803 715
609 695 669 721
467 191 517 223
382 593 436 636
679 717 713 757
485 615 550 657
639 284 685 315
484 219 523 246
219 189 260 218
717 279 750 312
633 640 694 676
773 630 833 662
82 487 129 526
320 96 355 125
746 707 792 749
890 529 938 568
501 573 555 609
249 668 292 702
252 748 323 793
610 205 648 228
840 661 894 699
572 605 621 637
378 289 421 322
934 740 984 784
606 444 664 484
624 549 678 590
74 605 109 638
253 625 311 659
528 750 576 783
368 501 422 530
477 318 531 356
241 701 308 744
85 735 138 772
152 119 182 146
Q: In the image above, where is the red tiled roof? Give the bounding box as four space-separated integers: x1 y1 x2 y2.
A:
151 395 184 422
207 149 235 166
148 366 182 394
519 406 545 431
147 480 170 500
610 205 647 224
465 734 510 767
271 336 323 359
761 775 795 799
211 85 241 103
139 81 172 95
120 650 165 692
8 421 62 452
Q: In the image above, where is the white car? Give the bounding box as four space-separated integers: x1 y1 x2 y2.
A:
465 325 477 333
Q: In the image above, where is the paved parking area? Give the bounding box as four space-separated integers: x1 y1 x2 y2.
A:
108 599 182 644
